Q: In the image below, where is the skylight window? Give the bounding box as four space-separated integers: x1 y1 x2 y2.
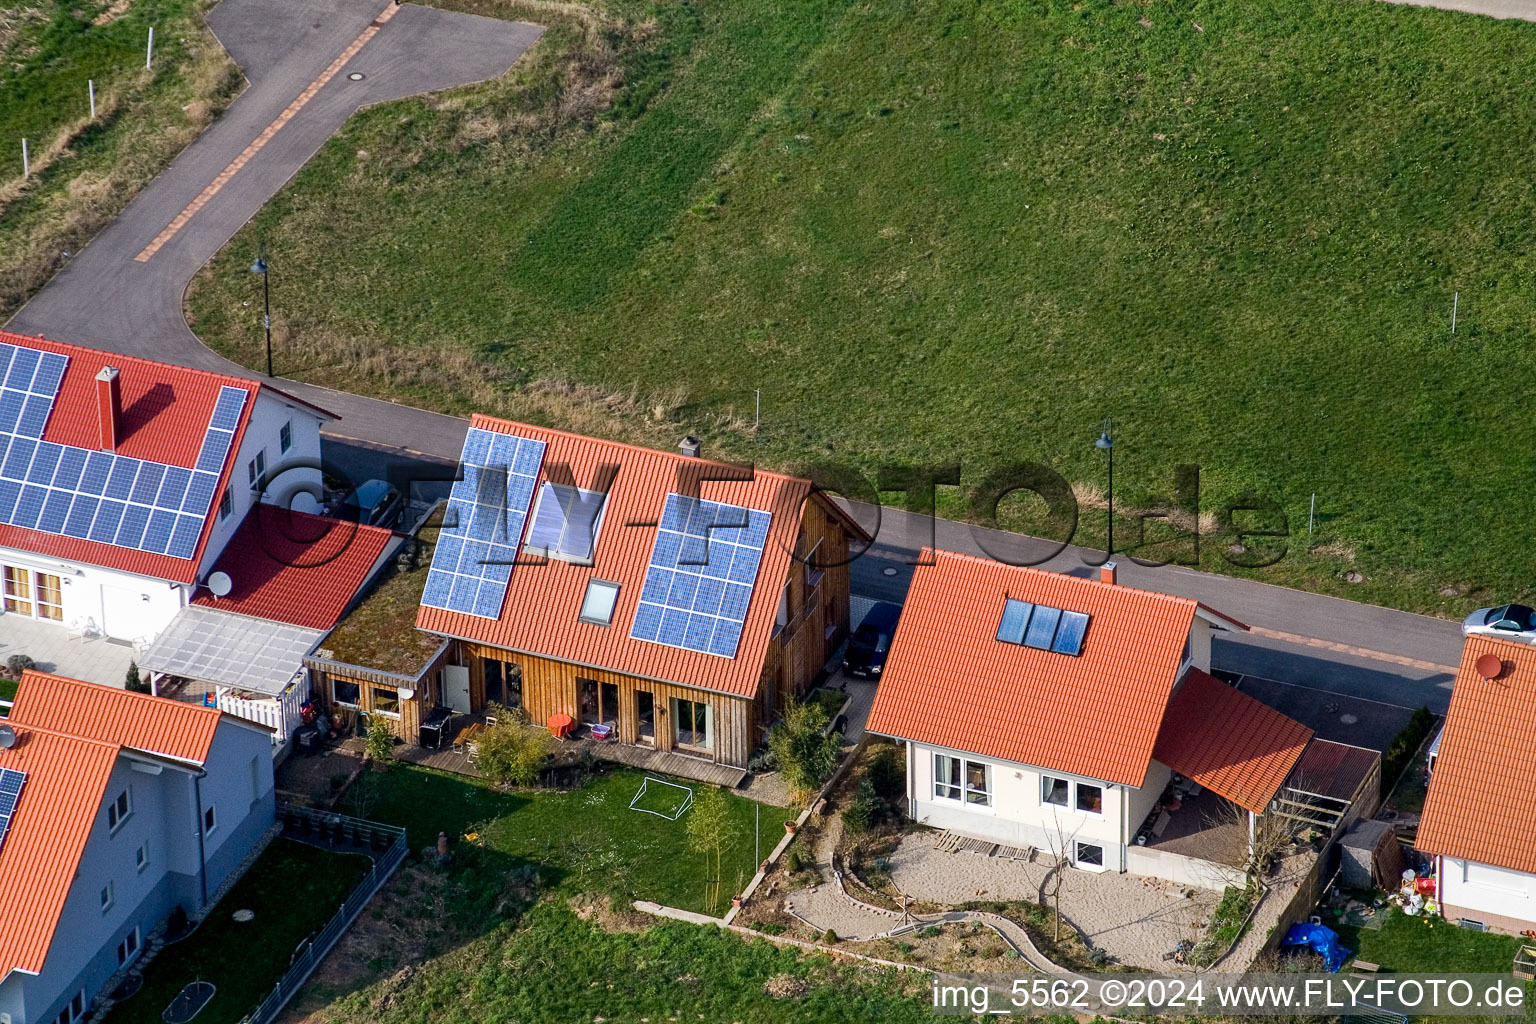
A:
995 598 1090 656
524 481 609 564
580 579 620 626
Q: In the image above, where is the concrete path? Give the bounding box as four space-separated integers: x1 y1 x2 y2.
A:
5 0 540 458
1381 0 1536 20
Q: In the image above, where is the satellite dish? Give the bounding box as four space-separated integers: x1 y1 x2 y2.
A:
0 725 16 749
1476 652 1504 680
207 572 233 598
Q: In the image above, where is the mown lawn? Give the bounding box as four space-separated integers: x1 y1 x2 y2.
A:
0 0 239 315
343 763 765 915
188 0 1536 615
108 838 371 1024
1337 907 1526 974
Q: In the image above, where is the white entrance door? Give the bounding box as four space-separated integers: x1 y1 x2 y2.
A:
443 665 471 714
101 585 157 643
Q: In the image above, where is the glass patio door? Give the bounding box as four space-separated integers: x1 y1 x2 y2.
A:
2 566 61 621
35 572 62 620
3 566 32 616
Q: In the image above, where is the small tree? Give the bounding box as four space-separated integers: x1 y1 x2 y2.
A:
842 777 883 836
5 654 34 680
364 717 395 767
1205 798 1296 882
476 721 551 788
767 702 841 797
686 787 741 911
125 661 150 694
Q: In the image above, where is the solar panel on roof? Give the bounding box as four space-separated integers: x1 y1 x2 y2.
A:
996 597 1091 657
420 427 548 620
996 599 1032 644
0 360 246 560
1023 604 1061 650
629 493 771 659
0 767 28 857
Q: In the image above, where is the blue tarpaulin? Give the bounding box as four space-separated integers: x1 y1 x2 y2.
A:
1280 922 1352 972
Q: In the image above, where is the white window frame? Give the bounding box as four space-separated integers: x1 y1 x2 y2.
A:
279 420 292 453
203 804 218 836
218 486 233 520
331 675 360 708
933 754 992 807
1040 774 1070 808
1074 841 1106 872
579 579 621 626
117 926 140 965
100 881 114 913
248 448 266 487
107 787 132 832
135 842 149 873
1074 781 1105 817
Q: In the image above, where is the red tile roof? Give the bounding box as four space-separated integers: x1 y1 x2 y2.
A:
866 549 1212 788
417 416 844 699
0 671 230 980
1153 668 1313 814
10 670 221 764
193 506 396 630
1418 636 1536 873
0 331 260 584
0 722 119 979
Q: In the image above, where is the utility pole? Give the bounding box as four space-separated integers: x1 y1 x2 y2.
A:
1095 418 1114 561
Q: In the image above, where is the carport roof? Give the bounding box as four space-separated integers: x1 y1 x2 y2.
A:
141 604 321 695
1153 668 1314 814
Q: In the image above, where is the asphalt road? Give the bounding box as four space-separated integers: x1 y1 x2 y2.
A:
5 0 1472 716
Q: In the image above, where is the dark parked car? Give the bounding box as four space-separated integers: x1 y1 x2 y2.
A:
842 602 902 678
343 479 404 530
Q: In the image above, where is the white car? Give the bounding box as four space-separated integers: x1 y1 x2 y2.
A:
1462 603 1536 642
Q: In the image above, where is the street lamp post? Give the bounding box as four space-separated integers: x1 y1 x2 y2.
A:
250 245 272 378
1095 418 1114 561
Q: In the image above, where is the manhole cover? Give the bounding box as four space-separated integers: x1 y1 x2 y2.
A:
348 72 366 81
1339 713 1359 725
232 909 255 922
881 567 898 576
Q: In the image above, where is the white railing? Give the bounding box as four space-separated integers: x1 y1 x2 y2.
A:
216 677 310 743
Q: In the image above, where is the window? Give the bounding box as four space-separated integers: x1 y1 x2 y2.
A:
370 685 401 716
773 583 790 636
673 698 711 749
1075 782 1103 815
100 882 114 912
1074 842 1105 871
935 755 991 806
332 676 360 707
3 565 32 616
248 448 266 486
1041 775 1070 807
219 487 233 520
249 756 262 802
117 926 139 965
35 572 61 621
579 579 620 626
55 991 86 1024
523 482 608 563
203 805 217 835
279 420 292 453
72 992 85 1019
135 843 149 872
107 788 132 831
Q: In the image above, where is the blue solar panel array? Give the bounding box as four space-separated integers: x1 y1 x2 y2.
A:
0 338 247 562
421 428 547 619
995 597 1090 656
0 768 27 856
629 494 773 659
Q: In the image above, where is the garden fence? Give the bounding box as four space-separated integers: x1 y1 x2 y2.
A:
238 805 409 1024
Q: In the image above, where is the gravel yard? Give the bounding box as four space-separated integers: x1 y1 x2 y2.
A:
888 832 1222 970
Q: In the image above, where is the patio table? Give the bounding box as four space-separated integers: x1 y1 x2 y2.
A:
418 706 453 749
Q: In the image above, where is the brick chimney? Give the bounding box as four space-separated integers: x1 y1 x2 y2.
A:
1100 560 1117 585
96 366 122 451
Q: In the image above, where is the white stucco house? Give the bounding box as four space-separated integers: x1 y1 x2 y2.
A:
0 330 331 650
0 671 276 1024
867 551 1322 888
1418 635 1536 933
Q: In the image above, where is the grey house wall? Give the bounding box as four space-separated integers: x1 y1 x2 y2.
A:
0 719 275 1024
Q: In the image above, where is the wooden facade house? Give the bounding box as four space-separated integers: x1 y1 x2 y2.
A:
395 416 868 769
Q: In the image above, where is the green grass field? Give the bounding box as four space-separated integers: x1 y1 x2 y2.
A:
185 0 1536 616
